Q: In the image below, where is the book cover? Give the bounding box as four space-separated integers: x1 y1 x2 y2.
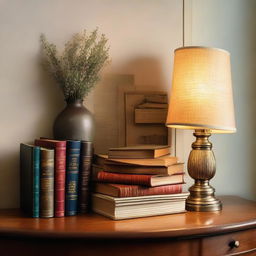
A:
40 148 54 218
94 183 183 197
96 171 184 187
108 145 171 159
78 141 94 213
35 139 66 217
65 140 81 216
20 143 40 218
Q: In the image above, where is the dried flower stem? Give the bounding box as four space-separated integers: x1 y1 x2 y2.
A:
40 29 110 102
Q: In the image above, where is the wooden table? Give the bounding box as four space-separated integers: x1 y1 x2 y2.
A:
0 196 255 256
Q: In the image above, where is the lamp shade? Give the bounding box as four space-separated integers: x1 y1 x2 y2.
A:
166 46 236 133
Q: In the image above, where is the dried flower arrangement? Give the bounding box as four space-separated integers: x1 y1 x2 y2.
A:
40 29 110 102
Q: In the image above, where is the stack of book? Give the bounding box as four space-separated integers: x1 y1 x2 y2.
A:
91 145 188 220
20 138 93 218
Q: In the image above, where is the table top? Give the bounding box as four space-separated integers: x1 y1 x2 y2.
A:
0 196 255 239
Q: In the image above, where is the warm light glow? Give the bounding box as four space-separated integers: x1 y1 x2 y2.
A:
166 46 236 133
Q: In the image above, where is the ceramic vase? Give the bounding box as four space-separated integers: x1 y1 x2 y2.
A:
53 99 94 141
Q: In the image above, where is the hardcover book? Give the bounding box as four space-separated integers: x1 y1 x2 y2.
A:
78 141 93 213
108 145 171 159
94 183 183 197
35 138 66 217
40 148 54 218
102 163 184 175
65 140 81 216
20 144 40 218
94 154 178 167
95 171 184 187
92 192 189 220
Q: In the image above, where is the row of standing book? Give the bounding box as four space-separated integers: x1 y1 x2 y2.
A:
20 138 93 218
91 145 188 220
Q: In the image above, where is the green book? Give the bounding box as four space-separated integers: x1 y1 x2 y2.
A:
20 143 40 217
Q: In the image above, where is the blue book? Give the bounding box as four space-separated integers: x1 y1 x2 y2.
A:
65 140 81 216
20 144 40 217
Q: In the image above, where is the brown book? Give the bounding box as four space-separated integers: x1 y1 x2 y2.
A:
40 148 54 218
95 171 184 186
103 163 184 175
94 183 183 197
108 145 171 159
95 154 178 167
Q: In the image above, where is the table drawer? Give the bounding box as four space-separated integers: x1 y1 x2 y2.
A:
201 228 256 256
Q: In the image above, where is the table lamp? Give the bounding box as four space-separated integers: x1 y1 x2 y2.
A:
166 46 236 212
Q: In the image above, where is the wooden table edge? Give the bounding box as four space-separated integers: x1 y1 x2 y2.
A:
0 220 255 240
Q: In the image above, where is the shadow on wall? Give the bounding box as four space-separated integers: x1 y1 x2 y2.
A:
93 56 167 154
118 56 167 90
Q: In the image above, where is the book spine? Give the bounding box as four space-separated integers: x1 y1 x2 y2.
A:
55 146 66 217
97 172 152 186
65 141 81 216
33 147 40 218
40 149 54 218
79 141 93 213
117 184 183 197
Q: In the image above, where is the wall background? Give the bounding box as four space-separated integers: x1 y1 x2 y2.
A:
0 0 255 209
0 0 182 208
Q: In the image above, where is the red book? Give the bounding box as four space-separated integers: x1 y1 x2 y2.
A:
94 183 183 197
35 139 66 217
96 171 184 187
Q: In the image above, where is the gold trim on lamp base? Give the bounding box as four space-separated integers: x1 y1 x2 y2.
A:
185 129 222 212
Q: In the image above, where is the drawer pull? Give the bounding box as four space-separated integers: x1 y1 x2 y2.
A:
229 240 240 248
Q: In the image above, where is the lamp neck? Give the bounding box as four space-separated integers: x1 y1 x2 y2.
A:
192 129 212 150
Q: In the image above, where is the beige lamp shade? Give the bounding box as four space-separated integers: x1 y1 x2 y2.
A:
166 46 236 133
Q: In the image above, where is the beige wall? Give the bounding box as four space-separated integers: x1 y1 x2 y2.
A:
0 0 182 208
179 0 256 200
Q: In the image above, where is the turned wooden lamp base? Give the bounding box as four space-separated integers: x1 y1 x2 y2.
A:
185 129 222 212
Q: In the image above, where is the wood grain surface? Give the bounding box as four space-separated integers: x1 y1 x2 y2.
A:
0 196 255 239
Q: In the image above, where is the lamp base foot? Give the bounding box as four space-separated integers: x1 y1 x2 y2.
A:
186 199 222 212
185 180 222 212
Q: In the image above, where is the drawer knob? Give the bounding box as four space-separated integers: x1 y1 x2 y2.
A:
229 240 240 248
